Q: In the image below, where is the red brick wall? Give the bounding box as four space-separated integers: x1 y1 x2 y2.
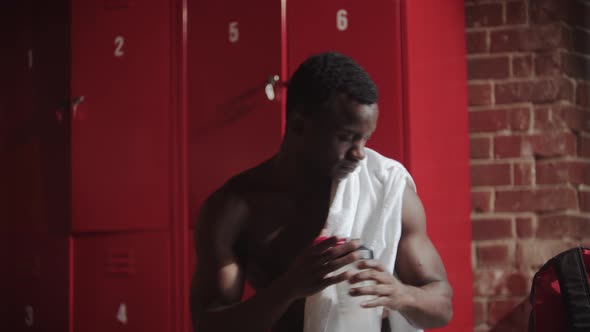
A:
465 0 590 331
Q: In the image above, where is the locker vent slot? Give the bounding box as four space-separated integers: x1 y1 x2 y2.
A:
104 0 131 10
105 249 135 276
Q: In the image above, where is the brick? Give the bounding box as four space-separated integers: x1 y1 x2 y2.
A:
470 136 492 159
516 239 580 269
563 53 590 81
530 132 578 158
495 78 574 104
491 29 524 53
472 190 493 213
491 24 571 53
494 132 577 158
468 56 510 80
580 135 590 158
469 108 530 133
553 106 589 132
473 269 529 297
532 0 585 26
508 107 531 131
533 107 552 130
494 135 524 158
537 214 590 240
487 299 530 329
471 163 512 186
516 216 534 238
495 187 578 212
466 3 504 28
526 23 573 51
534 106 589 131
580 190 590 212
469 83 493 106
472 217 513 240
507 1 527 25
577 81 590 108
512 54 533 77
534 52 561 77
559 78 575 102
474 300 486 326
529 132 578 157
537 160 588 185
466 31 488 54
573 28 590 54
513 162 534 185
476 243 512 267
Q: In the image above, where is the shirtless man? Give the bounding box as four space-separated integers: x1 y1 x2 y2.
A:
190 52 453 331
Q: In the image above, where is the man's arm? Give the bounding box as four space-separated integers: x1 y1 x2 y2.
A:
348 185 453 329
190 188 293 332
190 187 365 332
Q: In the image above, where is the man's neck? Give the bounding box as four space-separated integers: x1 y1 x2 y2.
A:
270 150 332 195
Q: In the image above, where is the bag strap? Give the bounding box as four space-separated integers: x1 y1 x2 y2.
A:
555 247 590 332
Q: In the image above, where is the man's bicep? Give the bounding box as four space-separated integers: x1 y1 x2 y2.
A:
191 192 247 313
395 186 448 287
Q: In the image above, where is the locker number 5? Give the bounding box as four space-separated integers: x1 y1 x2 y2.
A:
229 22 239 43
114 36 125 57
337 9 348 31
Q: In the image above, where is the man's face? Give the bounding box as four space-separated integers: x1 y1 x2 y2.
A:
302 94 379 180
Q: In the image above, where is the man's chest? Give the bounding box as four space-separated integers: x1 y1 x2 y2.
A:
238 194 330 287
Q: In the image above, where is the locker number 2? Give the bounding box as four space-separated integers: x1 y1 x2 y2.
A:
337 9 348 31
114 36 125 57
229 21 239 43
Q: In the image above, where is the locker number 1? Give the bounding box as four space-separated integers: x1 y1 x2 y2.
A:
116 302 128 325
25 305 34 327
337 9 348 31
114 36 125 57
229 21 239 43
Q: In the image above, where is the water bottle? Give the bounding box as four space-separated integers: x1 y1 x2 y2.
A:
315 235 382 331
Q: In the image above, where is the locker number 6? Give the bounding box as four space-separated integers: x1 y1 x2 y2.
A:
337 9 348 31
229 22 239 43
114 36 125 57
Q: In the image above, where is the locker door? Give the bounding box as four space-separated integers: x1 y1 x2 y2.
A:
287 0 405 161
187 0 283 224
70 0 171 232
0 0 44 233
1 233 70 332
1 233 41 332
73 232 171 332
37 235 70 332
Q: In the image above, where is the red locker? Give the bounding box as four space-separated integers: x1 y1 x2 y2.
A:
73 232 171 332
0 0 44 233
287 0 405 161
402 1 473 331
187 0 283 225
288 1 472 331
1 233 41 332
70 0 172 232
0 233 69 332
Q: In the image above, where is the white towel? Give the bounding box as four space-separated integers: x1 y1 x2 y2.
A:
304 148 422 332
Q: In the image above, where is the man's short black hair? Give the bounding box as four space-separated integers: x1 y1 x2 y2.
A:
286 52 378 121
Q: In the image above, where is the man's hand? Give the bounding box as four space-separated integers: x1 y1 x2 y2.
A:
276 237 363 300
347 259 413 310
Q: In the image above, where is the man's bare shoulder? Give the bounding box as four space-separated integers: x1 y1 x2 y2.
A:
198 161 273 231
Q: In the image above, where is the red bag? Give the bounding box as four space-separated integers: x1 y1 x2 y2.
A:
529 247 590 332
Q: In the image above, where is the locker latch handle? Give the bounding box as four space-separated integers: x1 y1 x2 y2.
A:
265 75 281 101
